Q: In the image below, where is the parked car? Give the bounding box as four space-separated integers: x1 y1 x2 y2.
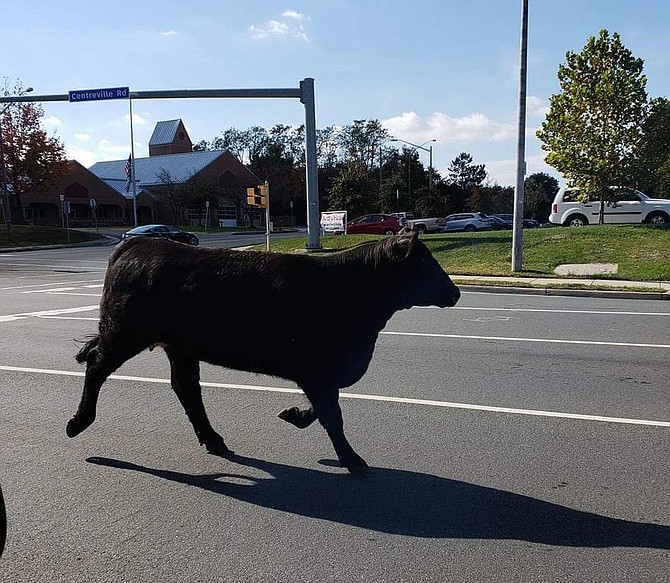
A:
122 224 200 245
549 186 670 226
489 215 513 230
346 214 403 235
443 212 495 232
494 214 539 228
405 216 446 233
390 211 415 223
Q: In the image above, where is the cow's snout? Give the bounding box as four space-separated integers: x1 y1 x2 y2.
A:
450 286 461 306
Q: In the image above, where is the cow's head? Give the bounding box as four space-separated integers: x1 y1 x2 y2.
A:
380 228 461 309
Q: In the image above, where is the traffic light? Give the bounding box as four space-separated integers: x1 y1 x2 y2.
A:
247 186 260 207
259 184 269 208
246 184 269 208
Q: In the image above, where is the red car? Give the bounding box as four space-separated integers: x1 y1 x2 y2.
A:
346 214 403 235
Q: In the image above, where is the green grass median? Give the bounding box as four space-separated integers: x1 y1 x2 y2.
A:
263 224 670 282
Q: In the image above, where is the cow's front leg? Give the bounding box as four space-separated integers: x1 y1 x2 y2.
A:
164 347 232 456
67 337 140 438
305 388 370 477
277 405 316 429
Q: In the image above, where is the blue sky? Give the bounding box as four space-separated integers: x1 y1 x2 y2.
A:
2 1 669 186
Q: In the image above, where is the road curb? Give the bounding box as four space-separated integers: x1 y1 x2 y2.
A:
0 235 119 253
458 284 670 301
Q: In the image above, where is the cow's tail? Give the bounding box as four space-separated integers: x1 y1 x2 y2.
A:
75 335 100 364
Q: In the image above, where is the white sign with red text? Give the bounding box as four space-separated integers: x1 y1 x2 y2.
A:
320 211 347 233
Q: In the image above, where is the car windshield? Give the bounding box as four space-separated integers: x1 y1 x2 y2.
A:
126 225 158 234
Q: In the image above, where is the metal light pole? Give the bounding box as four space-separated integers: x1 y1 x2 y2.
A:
1 86 33 232
512 0 529 272
389 138 437 203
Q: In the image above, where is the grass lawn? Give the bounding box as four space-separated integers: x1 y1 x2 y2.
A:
0 225 105 248
262 224 670 281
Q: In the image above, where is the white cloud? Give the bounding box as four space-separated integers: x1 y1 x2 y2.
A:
160 30 178 36
249 10 309 42
478 153 561 187
123 112 148 125
282 10 306 21
43 115 62 127
74 133 90 141
99 139 133 156
527 95 549 117
382 111 516 145
109 112 149 128
64 147 110 168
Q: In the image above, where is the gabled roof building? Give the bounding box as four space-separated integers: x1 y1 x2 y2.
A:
21 119 263 228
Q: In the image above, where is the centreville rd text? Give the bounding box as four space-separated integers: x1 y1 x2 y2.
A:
68 87 130 102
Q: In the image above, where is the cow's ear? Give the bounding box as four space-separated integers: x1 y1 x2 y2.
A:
392 229 419 260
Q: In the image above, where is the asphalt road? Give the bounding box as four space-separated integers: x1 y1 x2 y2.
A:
0 241 668 582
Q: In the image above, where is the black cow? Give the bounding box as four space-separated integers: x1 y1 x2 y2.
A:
67 229 460 476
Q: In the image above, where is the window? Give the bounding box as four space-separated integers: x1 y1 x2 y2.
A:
217 205 237 220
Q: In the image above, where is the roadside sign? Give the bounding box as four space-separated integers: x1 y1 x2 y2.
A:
68 87 129 103
320 211 347 234
59 194 64 202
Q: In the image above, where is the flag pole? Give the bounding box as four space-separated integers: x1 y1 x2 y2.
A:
129 97 138 227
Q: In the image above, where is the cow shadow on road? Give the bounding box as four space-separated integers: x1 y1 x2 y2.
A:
86 455 669 549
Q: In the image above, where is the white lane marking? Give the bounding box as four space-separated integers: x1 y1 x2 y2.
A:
1 365 667 428
36 316 100 321
0 306 99 323
381 331 670 349
0 274 102 291
0 262 106 270
31 292 101 297
23 287 79 293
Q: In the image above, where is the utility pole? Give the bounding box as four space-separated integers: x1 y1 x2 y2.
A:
512 0 529 272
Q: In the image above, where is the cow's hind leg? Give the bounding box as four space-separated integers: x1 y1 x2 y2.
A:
305 388 370 477
164 346 231 456
67 335 145 438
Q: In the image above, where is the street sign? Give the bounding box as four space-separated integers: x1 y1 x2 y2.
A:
68 87 129 103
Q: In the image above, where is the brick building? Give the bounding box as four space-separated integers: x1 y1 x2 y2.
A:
21 119 262 227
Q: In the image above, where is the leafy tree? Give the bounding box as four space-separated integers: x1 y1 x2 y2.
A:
328 162 374 217
524 173 559 221
633 97 670 197
379 170 407 214
154 168 191 223
338 119 389 172
447 152 487 191
414 185 446 218
536 29 649 222
1 79 68 224
446 152 486 212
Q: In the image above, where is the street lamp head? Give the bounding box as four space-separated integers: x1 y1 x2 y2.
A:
25 87 34 93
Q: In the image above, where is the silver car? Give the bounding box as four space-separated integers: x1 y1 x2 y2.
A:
443 212 495 232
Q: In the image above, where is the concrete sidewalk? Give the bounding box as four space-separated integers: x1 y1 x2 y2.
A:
453 274 670 300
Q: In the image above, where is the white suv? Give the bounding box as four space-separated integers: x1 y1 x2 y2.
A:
549 186 670 226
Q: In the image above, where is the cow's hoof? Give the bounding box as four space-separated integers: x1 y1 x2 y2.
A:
205 441 234 458
348 464 372 478
277 406 314 429
66 415 93 438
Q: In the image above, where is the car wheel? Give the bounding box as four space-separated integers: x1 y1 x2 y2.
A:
416 225 428 234
384 229 396 236
188 235 199 245
564 214 588 227
464 225 476 232
646 212 669 225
